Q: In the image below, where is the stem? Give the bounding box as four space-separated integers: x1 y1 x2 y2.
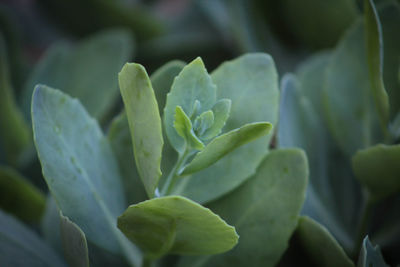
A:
161 147 190 196
353 193 375 257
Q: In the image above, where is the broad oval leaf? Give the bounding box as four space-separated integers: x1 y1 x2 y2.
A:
32 85 141 265
60 213 89 267
174 106 204 150
0 166 45 223
164 57 217 153
296 216 354 267
357 237 388 267
119 63 164 198
23 29 134 120
179 149 308 267
176 53 279 204
117 196 238 259
352 144 400 201
0 209 66 267
181 122 272 176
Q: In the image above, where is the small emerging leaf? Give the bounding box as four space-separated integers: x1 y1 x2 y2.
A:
117 196 238 259
60 213 89 267
119 63 164 198
352 144 400 201
357 236 388 267
174 106 204 151
181 122 272 176
195 110 214 137
201 99 231 140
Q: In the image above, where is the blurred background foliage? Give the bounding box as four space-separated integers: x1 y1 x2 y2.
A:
1 0 400 266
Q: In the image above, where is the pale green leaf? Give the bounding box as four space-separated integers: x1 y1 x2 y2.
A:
32 85 141 265
296 216 354 267
119 63 164 198
181 122 272 176
364 0 389 131
176 53 279 204
194 110 214 137
0 209 66 267
352 144 400 201
60 213 89 267
179 149 308 267
23 29 133 120
117 196 238 259
357 236 388 267
201 99 231 140
174 106 204 150
0 166 45 223
164 57 217 153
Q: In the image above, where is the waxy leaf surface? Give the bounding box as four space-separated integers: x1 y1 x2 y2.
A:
357 237 388 267
174 106 204 150
119 63 164 198
181 122 272 175
32 85 141 265
118 196 238 259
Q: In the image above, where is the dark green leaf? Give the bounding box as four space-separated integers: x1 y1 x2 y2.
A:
174 106 204 150
357 236 388 267
352 144 400 201
0 209 66 267
164 57 217 154
119 63 164 198
60 213 89 267
23 29 134 120
296 216 354 267
32 85 141 265
179 149 308 267
176 53 279 204
181 122 272 175
0 166 45 223
118 196 238 259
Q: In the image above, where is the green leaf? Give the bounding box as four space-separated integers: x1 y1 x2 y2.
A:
179 149 308 267
119 63 164 198
352 144 400 201
108 112 147 205
60 213 89 267
357 236 388 267
176 53 279 204
0 33 30 166
174 106 204 151
181 122 272 176
201 99 231 140
0 209 66 267
364 0 389 132
164 57 217 153
296 216 354 267
23 29 134 120
195 110 214 137
0 166 45 223
41 195 62 254
117 196 238 259
32 85 141 265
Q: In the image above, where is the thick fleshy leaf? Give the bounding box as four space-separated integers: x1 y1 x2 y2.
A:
60 213 89 267
357 237 388 267
296 216 354 267
201 99 231 140
41 195 62 254
0 33 30 165
0 209 66 267
32 85 141 265
118 196 238 259
179 149 308 267
119 63 164 198
176 53 279 203
23 29 134 119
164 57 217 153
195 110 214 137
352 144 400 201
181 122 272 175
278 71 360 252
364 0 389 130
0 166 45 223
174 106 204 150
108 112 147 205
